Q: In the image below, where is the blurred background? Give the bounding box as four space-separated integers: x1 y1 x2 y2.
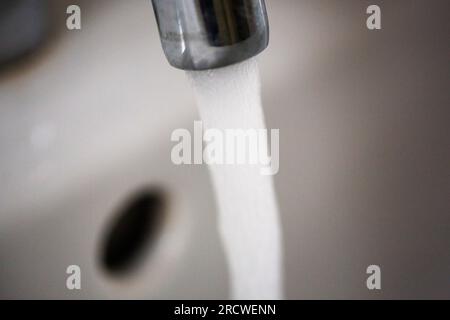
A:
0 0 449 299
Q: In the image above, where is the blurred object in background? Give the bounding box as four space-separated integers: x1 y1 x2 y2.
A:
0 0 48 66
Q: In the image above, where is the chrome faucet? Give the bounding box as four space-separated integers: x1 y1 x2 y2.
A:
151 0 269 70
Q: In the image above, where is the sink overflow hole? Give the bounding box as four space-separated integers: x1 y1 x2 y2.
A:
100 189 166 276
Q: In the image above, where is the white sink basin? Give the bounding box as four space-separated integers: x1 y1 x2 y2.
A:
0 0 449 299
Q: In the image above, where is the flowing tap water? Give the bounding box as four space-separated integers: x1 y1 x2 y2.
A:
187 58 283 299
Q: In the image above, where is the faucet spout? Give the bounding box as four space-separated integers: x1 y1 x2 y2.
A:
151 0 269 71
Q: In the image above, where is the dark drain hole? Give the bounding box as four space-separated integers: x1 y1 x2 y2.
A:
101 189 166 276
